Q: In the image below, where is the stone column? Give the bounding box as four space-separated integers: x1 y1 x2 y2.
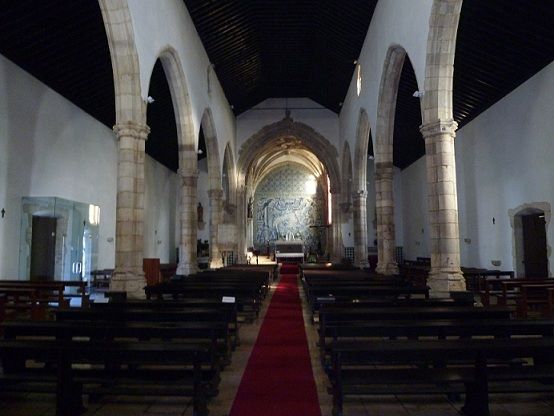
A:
236 186 248 264
110 122 150 298
352 190 369 269
208 188 224 269
176 169 198 276
375 161 399 275
420 120 465 297
330 190 343 263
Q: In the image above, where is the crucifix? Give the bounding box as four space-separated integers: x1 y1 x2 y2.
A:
1 208 5 218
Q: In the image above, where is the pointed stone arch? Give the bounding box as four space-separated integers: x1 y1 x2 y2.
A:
340 141 353 222
375 46 408 161
422 0 463 124
199 108 224 268
100 0 149 296
372 46 412 275
236 117 340 262
353 108 371 192
200 108 222 191
157 47 196 156
99 0 144 124
238 117 340 192
222 142 237 220
153 46 197 276
419 0 466 296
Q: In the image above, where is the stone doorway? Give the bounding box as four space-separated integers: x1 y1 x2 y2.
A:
510 203 551 277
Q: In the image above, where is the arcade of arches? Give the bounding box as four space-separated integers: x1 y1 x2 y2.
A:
0 1 552 297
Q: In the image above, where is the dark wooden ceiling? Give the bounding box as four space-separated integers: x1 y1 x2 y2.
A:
0 0 552 172
184 0 378 114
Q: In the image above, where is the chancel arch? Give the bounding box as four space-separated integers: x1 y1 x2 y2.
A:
237 117 341 263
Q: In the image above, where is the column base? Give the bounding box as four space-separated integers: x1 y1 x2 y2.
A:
427 269 466 298
376 262 399 275
176 262 198 276
209 258 224 269
237 253 247 264
109 269 147 299
330 253 342 264
354 260 370 269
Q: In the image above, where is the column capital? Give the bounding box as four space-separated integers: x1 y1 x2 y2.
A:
420 119 458 139
352 190 367 201
177 168 199 179
113 121 150 141
208 188 224 199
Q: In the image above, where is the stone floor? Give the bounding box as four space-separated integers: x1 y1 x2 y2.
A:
2 268 554 415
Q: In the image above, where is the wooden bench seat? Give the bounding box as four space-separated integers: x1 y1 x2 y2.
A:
330 337 554 416
319 318 554 364
480 277 549 306
0 337 214 416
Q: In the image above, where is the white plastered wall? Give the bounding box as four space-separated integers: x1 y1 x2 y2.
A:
339 0 432 166
127 0 235 179
399 61 554 273
143 155 180 263
455 61 554 274
337 0 433 255
400 157 430 260
0 54 181 277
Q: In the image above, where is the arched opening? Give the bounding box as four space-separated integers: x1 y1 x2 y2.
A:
340 142 353 223
393 55 425 263
196 125 209 268
351 109 371 268
253 163 327 258
143 58 179 268
237 117 340 263
511 203 551 278
222 144 237 224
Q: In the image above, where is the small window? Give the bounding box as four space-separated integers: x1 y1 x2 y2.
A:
356 63 362 96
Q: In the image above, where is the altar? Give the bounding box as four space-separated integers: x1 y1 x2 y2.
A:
274 239 304 263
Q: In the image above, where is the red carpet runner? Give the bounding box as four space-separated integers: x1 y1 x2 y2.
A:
229 265 321 416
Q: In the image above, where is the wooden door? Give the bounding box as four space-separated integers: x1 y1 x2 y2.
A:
30 216 57 281
522 213 548 277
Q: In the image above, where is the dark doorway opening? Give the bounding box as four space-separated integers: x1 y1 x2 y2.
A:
30 216 57 281
522 213 548 277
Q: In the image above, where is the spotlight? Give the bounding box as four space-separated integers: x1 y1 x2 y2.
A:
146 96 155 104
412 91 424 98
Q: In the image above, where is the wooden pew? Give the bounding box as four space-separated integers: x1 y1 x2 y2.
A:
0 287 46 320
493 279 554 308
90 300 240 348
305 285 429 308
3 318 229 372
145 281 264 318
319 306 512 357
516 282 554 318
319 318 554 364
329 336 554 416
56 306 240 348
0 280 89 308
0 337 214 416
